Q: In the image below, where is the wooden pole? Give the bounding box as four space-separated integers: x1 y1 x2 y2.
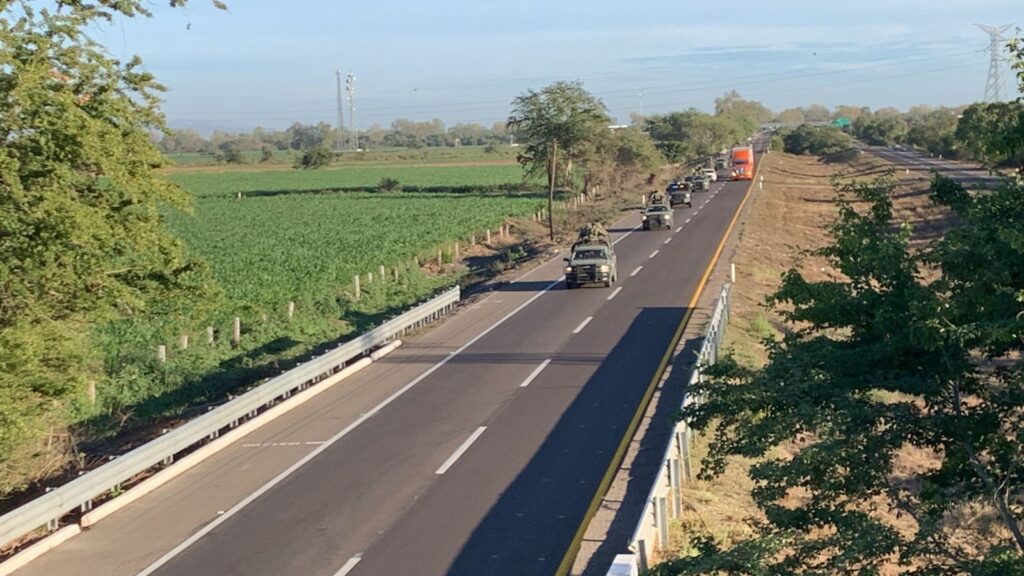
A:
548 141 556 241
179 334 189 350
379 264 386 280
207 326 215 344
287 301 295 319
87 381 96 403
486 229 491 243
354 275 361 299
232 317 241 346
157 345 167 363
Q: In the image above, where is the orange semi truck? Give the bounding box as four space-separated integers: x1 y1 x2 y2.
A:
730 146 754 180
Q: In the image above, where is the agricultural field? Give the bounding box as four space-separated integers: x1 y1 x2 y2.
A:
163 191 545 311
163 144 520 168
167 163 532 197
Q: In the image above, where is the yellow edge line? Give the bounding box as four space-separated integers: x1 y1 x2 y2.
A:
554 152 761 576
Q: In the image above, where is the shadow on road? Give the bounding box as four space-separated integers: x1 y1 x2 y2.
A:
438 306 690 576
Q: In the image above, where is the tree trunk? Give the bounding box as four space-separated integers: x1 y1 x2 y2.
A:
548 141 557 241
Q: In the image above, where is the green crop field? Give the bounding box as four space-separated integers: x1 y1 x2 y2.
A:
167 163 531 198
164 144 520 167
164 191 544 311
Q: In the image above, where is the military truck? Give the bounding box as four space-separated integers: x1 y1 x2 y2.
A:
565 223 617 289
666 181 692 207
642 192 674 230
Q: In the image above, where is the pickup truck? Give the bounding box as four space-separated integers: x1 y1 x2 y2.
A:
565 223 617 289
701 168 718 182
641 203 674 231
666 181 692 207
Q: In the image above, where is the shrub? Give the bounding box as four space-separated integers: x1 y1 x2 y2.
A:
377 177 401 192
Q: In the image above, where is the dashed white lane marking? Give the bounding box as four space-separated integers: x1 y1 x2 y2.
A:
572 316 594 334
630 266 643 277
675 226 682 233
520 359 552 388
606 286 623 301
663 237 672 245
649 250 659 259
436 426 487 475
135 274 568 576
333 554 363 576
685 218 692 223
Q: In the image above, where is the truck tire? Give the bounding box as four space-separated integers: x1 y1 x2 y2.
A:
604 279 611 287
566 281 577 290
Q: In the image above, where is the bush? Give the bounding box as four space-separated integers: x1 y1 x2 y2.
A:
293 147 333 170
782 124 852 156
377 177 401 192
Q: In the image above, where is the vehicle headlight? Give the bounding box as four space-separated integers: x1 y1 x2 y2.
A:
565 266 573 273
641 215 648 220
600 264 610 272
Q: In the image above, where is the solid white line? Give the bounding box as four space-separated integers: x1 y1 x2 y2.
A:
333 555 363 576
436 426 487 475
135 276 565 576
663 237 672 245
606 286 623 301
649 250 659 259
520 359 552 388
630 266 643 277
572 316 593 334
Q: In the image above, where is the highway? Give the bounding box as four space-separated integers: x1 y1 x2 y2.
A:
863 144 1005 188
19 155 758 576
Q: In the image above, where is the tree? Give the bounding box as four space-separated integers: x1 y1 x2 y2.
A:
853 113 907 145
294 146 333 169
781 124 852 155
955 101 1024 168
0 2 219 478
507 81 609 240
217 141 244 164
654 172 1024 575
714 90 774 126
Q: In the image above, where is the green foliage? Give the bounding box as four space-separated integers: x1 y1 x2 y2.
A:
217 141 245 164
293 146 334 170
377 177 401 192
904 108 960 158
664 173 1024 574
852 113 907 145
0 1 217 476
955 101 1024 168
259 144 274 163
714 90 774 128
168 163 533 197
780 124 852 156
645 110 749 163
507 81 611 191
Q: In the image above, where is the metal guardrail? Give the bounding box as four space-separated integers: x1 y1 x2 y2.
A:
608 283 731 573
0 286 461 550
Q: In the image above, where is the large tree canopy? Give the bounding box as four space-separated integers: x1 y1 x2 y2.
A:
0 1 218 480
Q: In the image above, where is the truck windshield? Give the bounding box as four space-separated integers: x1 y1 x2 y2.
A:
573 249 606 260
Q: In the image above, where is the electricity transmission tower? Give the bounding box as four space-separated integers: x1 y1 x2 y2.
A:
976 23 1013 102
335 69 345 151
345 72 357 150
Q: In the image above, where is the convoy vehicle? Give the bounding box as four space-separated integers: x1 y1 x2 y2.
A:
667 182 692 207
714 157 728 170
687 173 711 191
565 223 617 289
641 197 674 231
730 146 755 180
701 168 718 182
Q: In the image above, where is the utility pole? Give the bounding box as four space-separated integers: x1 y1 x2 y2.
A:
976 23 1013 102
335 69 345 151
345 72 357 150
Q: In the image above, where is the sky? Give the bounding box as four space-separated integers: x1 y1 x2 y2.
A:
88 0 1023 134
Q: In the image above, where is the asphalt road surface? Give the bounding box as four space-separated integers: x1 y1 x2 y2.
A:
20 157 759 576
863 144 1006 188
